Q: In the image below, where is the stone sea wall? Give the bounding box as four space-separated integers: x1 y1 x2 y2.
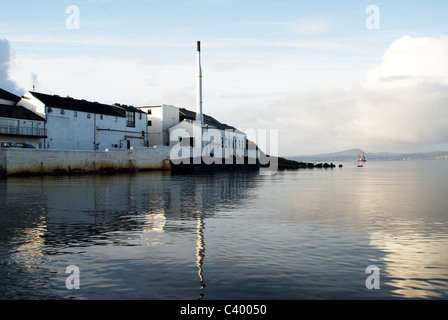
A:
0 146 172 176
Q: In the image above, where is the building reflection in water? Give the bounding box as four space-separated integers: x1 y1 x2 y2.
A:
5 161 447 300
1 171 257 299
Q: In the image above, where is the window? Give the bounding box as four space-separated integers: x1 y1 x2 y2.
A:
147 109 152 115
74 111 77 117
0 119 19 135
60 109 65 115
31 121 38 136
126 111 135 127
0 119 19 127
87 113 91 119
147 120 152 126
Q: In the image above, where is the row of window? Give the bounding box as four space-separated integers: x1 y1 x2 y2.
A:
222 137 245 150
0 119 20 127
0 119 42 129
52 108 139 128
179 137 246 149
0 119 45 137
56 108 115 121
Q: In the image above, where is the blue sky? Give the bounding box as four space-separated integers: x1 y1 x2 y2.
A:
3 1 447 54
1 1 448 155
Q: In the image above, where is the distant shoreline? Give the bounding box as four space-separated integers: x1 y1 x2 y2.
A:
287 149 448 163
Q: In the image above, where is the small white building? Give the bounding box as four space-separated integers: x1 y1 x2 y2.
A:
170 108 246 160
0 88 46 148
140 104 247 163
18 91 147 150
139 104 179 147
140 41 248 164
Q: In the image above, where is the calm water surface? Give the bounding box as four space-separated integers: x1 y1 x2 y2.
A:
1 160 448 300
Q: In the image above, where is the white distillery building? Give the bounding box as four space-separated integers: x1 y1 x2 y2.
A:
0 88 47 148
18 91 147 150
139 104 179 147
140 41 247 163
169 107 247 161
140 104 247 162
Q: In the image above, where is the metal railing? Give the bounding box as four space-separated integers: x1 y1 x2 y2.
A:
0 125 47 137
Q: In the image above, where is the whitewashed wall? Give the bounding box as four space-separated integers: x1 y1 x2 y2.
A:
169 120 246 162
142 105 179 147
18 93 147 151
0 146 171 176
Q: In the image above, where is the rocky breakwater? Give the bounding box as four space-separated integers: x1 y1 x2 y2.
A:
274 157 338 170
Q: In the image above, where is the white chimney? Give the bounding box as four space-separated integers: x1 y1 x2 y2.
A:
196 41 204 126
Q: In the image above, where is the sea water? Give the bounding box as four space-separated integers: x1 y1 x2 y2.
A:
1 160 447 300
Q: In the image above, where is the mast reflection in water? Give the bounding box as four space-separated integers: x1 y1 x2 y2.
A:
1 160 448 300
0 171 256 300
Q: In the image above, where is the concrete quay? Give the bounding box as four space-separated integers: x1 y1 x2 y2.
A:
0 146 172 177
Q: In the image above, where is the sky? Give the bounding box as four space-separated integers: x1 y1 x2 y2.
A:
1 0 448 156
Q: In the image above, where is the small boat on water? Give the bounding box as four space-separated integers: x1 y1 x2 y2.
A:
358 153 367 162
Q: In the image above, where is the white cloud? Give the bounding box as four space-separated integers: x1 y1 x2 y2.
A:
241 17 333 36
261 36 448 155
6 35 448 156
8 36 372 107
367 35 448 84
10 55 196 106
0 38 25 95
288 17 332 35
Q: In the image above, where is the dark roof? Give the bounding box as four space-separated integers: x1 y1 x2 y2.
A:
112 103 146 114
30 92 143 117
0 104 46 122
179 108 238 131
0 88 21 103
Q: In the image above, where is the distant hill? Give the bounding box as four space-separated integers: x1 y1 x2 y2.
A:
290 149 366 162
289 149 448 162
